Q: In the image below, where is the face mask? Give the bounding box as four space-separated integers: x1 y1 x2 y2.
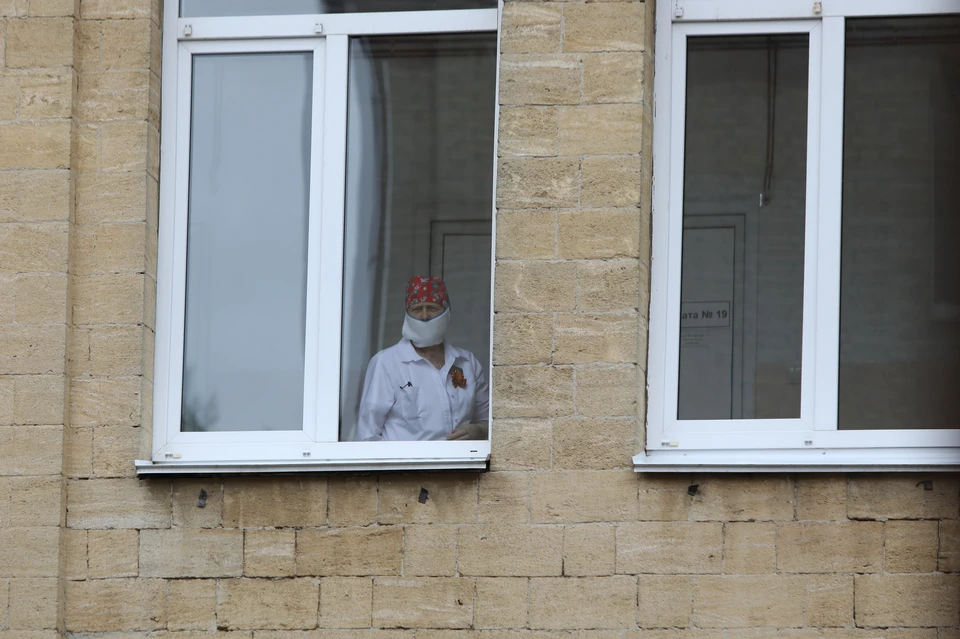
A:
402 308 451 347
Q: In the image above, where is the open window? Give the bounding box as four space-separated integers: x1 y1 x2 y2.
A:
140 2 499 473
641 0 960 471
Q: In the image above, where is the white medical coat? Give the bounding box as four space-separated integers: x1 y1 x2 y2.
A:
355 339 489 441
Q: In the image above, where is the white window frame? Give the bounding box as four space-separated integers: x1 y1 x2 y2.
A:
138 4 501 475
639 0 960 472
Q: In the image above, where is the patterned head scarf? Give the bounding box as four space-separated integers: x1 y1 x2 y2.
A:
405 276 450 309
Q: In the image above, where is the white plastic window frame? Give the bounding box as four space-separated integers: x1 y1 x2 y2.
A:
138 5 501 475
639 0 960 472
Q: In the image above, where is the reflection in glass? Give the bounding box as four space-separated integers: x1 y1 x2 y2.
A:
339 34 496 441
678 34 809 420
182 53 312 431
181 0 495 18
839 16 960 430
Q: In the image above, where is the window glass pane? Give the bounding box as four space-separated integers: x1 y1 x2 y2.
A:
340 33 496 442
839 16 960 430
678 34 809 420
182 52 312 432
181 0 495 19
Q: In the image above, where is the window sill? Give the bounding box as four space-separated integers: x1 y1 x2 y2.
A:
634 447 960 472
136 453 489 474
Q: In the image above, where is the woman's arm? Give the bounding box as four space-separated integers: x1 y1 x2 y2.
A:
354 355 394 441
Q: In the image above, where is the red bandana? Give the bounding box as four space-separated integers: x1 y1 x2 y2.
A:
405 276 450 309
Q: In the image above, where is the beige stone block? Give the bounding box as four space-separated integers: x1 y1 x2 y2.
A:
326 476 377 527
805 574 852 627
70 377 141 427
0 577 7 627
941 519 960 572
74 20 101 71
459 525 562 577
372 577 474 629
75 223 148 276
218 578 319 630
563 523 615 576
402 525 457 577
0 74 18 119
67 477 170 529
493 313 553 366
778 522 883 573
578 260 642 313
12 374 64 425
14 274 66 324
64 427 92 478
297 527 401 577
377 474 477 525
73 122 101 173
529 576 636 629
168 578 216 631
581 156 641 210
101 121 148 172
0 377 13 425
101 19 151 70
92 425 139 477
693 575 804 628
558 210 639 260
490 419 551 471
140 528 242 578
171 480 222 528
0 325 64 375
19 69 72 119
9 476 60 526
0 121 71 168
618 522 722 575
79 0 150 19
558 105 643 156
885 519 938 573
583 53 644 104
847 475 959 520
65 578 166 631
576 365 638 418
0 276 13 324
554 312 638 365
501 3 561 54
0 425 62 475
243 530 295 577
495 261 576 313
9 578 57 629
722 522 775 574
497 157 579 210
0 223 68 274
0 527 59 577
532 471 638 523
638 575 693 628
62 527 87 580
478 471 530 524
475 577 527 629
88 325 143 377
855 574 960 627
76 71 150 121
319 577 372 629
689 476 795 522
499 107 558 158
563 3 644 53
87 528 138 578
223 476 326 527
500 54 581 106
496 209 555 260
552 417 636 470
796 475 846 521
493 366 574 419
72 273 145 325
5 18 72 67
26 0 72 16
17 171 70 222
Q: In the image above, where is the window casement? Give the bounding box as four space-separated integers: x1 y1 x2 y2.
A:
640 0 960 471
138 2 500 474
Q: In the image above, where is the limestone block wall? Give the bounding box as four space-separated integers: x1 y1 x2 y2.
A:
1 1 960 638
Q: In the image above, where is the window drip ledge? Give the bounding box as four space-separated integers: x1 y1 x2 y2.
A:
136 454 489 475
635 447 960 473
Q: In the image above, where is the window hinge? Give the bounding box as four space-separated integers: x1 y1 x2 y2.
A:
813 2 822 15
183 24 192 36
674 1 683 18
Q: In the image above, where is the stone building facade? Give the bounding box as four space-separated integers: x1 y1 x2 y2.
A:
0 1 959 638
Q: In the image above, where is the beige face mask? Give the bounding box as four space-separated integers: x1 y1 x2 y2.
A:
401 307 451 347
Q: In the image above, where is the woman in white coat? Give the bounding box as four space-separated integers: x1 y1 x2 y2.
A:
355 276 489 441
